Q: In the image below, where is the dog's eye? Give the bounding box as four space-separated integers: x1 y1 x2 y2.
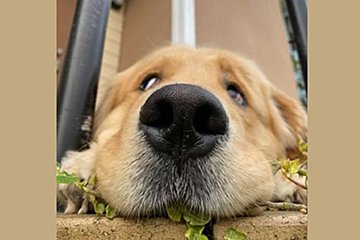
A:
139 74 160 91
227 84 247 106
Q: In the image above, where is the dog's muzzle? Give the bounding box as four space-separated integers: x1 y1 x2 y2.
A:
139 84 228 172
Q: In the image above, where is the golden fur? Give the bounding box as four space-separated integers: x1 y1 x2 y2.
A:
58 46 307 217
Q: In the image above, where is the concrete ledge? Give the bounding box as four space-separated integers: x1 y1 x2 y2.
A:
214 211 307 240
57 211 307 240
57 214 186 240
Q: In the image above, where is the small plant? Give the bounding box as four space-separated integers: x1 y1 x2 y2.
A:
277 139 308 190
266 138 308 213
56 163 117 219
167 206 210 240
167 206 247 240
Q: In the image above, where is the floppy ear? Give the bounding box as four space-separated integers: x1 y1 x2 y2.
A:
270 88 307 158
94 74 127 134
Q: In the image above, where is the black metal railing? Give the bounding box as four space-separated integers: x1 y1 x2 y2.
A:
57 0 111 163
286 0 307 89
283 0 308 106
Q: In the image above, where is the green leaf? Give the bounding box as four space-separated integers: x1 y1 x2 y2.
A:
288 159 301 174
183 209 211 226
88 175 97 186
185 229 208 240
280 160 290 172
298 139 308 153
297 169 307 177
105 204 117 219
56 173 79 184
224 227 247 240
281 159 301 175
185 222 205 234
167 206 183 222
56 165 79 184
94 202 105 215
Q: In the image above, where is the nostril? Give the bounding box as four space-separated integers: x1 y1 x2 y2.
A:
140 100 173 128
193 104 228 135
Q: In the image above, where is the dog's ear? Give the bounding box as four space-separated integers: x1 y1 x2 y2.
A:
270 88 307 158
94 75 126 132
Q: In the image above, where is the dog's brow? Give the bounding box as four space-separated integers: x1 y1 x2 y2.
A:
221 71 231 82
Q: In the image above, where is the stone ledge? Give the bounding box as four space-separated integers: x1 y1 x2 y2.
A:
57 211 307 240
214 211 307 240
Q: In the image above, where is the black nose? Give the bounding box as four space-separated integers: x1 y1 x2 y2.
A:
139 84 228 169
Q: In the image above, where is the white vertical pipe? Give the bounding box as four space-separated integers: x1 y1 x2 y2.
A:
171 0 196 47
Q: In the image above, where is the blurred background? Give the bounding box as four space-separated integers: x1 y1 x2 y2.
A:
57 0 307 107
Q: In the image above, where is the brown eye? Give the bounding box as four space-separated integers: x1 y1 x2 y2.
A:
139 74 160 91
227 84 247 106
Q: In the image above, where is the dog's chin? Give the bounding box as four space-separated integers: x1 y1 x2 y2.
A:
127 153 211 213
115 138 248 218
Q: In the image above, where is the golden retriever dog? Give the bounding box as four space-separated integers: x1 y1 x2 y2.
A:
58 46 307 218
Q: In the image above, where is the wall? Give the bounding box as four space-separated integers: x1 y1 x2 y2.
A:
117 0 299 99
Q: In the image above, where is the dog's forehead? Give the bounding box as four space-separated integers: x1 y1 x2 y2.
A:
132 47 256 84
137 46 219 69
138 47 265 81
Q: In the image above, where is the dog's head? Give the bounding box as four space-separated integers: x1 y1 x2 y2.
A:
93 46 307 218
